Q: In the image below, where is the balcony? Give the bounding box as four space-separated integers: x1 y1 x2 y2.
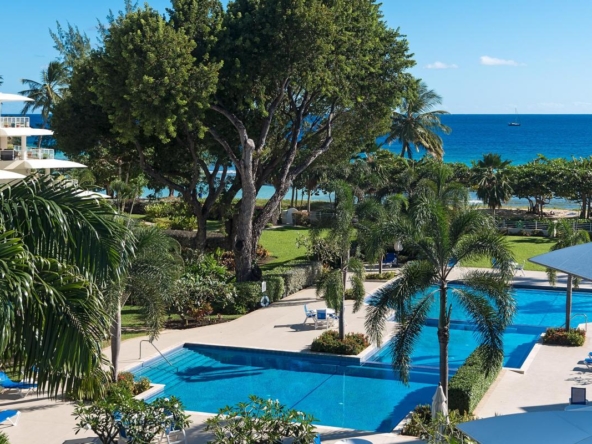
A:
0 117 30 128
13 145 55 160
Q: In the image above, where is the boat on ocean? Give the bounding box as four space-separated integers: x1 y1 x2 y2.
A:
508 108 521 126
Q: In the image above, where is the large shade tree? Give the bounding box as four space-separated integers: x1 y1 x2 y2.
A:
0 175 130 398
365 179 515 397
386 80 451 160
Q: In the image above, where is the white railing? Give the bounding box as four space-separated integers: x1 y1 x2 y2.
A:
13 146 54 159
0 117 30 128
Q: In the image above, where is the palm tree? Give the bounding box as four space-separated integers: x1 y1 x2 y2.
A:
386 80 451 160
0 175 130 398
0 75 3 86
315 181 365 340
546 219 590 330
472 154 513 217
365 192 515 398
19 61 68 146
108 225 183 380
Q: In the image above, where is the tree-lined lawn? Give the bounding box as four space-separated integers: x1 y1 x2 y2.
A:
461 236 556 271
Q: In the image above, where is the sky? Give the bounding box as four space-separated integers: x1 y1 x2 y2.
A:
1 0 591 114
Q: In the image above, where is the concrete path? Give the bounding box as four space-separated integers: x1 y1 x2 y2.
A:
3 268 591 443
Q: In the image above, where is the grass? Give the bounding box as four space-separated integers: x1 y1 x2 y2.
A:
259 226 310 268
461 235 556 271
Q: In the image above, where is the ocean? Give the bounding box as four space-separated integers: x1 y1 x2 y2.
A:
19 113 592 208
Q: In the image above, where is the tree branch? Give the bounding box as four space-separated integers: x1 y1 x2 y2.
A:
208 127 240 168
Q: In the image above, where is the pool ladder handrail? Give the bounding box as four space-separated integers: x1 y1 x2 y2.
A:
570 313 588 332
139 340 177 371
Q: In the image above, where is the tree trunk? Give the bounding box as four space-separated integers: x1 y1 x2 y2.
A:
379 256 383 274
566 274 573 330
290 187 295 207
235 169 257 282
339 250 349 341
437 281 450 398
581 196 588 219
307 188 312 213
196 212 207 251
110 299 122 382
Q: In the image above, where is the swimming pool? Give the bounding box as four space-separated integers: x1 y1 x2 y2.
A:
368 284 592 370
135 344 439 433
367 319 545 369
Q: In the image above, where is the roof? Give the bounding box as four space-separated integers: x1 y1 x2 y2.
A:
529 242 592 281
0 128 53 137
457 411 592 444
4 159 87 170
0 93 33 103
0 170 25 183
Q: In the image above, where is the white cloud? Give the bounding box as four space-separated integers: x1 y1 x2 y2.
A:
480 56 522 66
426 61 458 70
574 101 592 108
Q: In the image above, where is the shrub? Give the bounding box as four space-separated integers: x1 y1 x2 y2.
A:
310 330 370 355
0 432 8 444
266 260 322 297
543 327 585 346
74 391 190 444
116 372 152 396
264 275 285 302
448 346 502 414
401 403 474 441
205 395 317 443
144 201 176 220
292 211 310 226
232 282 263 314
365 272 396 280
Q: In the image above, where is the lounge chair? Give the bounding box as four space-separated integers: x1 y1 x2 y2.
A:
315 309 329 329
160 413 187 444
382 252 397 268
314 434 322 444
0 371 37 397
513 260 526 276
570 387 587 405
0 410 20 426
303 305 316 324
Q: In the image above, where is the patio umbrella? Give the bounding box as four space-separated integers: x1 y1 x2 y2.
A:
432 383 448 420
0 170 25 184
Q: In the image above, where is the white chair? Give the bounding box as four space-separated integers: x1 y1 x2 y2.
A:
513 260 526 276
315 309 329 329
303 305 316 324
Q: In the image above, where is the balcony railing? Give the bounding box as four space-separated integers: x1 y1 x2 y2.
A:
0 117 30 128
13 146 55 159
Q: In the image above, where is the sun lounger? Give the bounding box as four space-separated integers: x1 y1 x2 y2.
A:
382 253 397 268
0 371 37 397
0 410 20 426
303 304 316 324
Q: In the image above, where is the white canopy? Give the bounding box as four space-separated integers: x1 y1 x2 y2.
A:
75 190 110 199
4 159 87 170
0 93 33 103
0 127 53 137
0 170 25 183
458 411 592 444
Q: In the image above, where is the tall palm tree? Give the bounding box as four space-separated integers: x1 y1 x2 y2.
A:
472 153 513 217
0 175 130 398
386 80 451 160
19 61 68 146
315 181 365 340
546 219 590 330
365 192 515 398
108 225 183 380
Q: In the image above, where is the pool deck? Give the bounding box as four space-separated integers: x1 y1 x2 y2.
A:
3 268 592 443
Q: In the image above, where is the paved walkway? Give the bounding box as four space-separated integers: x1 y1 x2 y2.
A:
2 268 592 443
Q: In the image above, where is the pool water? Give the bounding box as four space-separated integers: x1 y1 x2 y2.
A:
135 344 439 433
368 320 545 369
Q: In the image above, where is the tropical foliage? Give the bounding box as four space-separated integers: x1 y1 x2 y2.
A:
386 80 451 160
471 153 513 217
0 175 130 397
365 174 515 397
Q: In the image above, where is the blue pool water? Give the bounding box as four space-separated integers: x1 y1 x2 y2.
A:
368 285 592 370
135 345 439 432
369 320 544 369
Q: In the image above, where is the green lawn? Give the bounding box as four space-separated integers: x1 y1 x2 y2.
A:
461 235 556 271
259 226 310 268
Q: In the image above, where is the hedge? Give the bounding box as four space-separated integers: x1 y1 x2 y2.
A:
265 260 322 297
448 346 502 414
264 276 285 302
231 282 262 314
